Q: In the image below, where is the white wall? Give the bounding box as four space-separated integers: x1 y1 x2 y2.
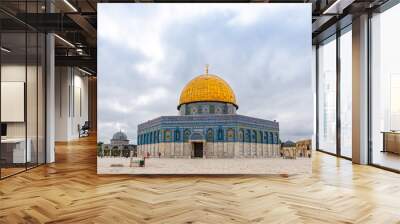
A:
1 65 26 139
1 65 41 138
1 63 47 164
55 67 89 141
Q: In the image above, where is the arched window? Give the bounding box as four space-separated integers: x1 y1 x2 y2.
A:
153 131 157 143
258 131 262 143
206 128 214 142
183 129 191 142
202 105 209 114
239 129 244 142
210 105 215 114
150 132 153 144
215 106 222 114
112 146 120 157
269 132 273 144
245 129 251 142
157 130 161 143
174 129 181 142
185 106 190 115
264 132 269 144
252 130 257 143
217 128 224 141
122 146 130 157
191 106 197 115
227 128 235 142
164 130 171 142
197 105 202 114
223 104 228 114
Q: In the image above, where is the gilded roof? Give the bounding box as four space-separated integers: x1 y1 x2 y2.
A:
178 70 237 108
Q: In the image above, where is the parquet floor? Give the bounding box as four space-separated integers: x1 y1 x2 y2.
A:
1 135 400 224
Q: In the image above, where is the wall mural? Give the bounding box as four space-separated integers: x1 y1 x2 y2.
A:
97 3 313 174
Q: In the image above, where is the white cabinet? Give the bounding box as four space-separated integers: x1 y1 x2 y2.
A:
1 138 32 163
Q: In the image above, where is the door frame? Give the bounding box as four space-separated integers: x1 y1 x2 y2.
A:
190 140 205 158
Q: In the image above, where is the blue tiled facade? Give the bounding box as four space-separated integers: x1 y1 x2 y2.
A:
137 114 279 145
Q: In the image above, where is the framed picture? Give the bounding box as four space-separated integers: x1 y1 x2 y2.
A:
97 3 312 175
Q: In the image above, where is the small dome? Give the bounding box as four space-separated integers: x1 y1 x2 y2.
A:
178 66 237 109
112 131 128 141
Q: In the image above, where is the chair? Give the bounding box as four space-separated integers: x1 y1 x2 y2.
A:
79 121 90 138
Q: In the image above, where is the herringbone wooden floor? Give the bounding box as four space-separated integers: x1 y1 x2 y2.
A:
1 135 400 224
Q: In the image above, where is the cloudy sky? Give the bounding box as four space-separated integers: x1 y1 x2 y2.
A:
98 3 312 144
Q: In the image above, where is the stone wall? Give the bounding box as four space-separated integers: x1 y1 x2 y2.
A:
138 143 281 158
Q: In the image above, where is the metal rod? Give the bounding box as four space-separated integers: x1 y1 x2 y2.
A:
336 28 341 157
316 45 320 150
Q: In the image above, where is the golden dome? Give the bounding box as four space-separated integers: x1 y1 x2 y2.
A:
178 67 237 109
